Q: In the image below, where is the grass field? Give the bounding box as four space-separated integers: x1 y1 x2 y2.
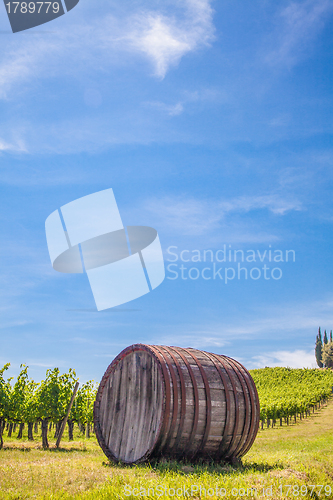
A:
0 400 332 500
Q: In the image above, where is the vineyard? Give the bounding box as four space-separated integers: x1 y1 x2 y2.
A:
0 364 97 449
1 364 333 451
250 366 333 428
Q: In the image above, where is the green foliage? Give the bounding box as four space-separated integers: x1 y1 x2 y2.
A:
315 338 323 368
324 330 328 344
322 342 333 369
36 367 78 422
72 380 98 425
0 364 96 427
9 364 30 423
22 380 38 424
250 366 333 422
0 363 12 421
315 328 323 368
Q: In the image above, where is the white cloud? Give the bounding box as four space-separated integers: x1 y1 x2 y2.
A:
26 360 67 368
0 136 26 152
142 333 229 349
0 320 31 330
143 87 225 117
150 295 333 343
128 14 193 78
266 0 333 66
215 298 333 339
0 2 215 152
144 196 220 235
127 0 215 78
143 194 302 236
250 350 316 369
0 36 60 100
138 297 332 369
0 139 10 151
220 195 302 216
144 100 184 116
0 0 215 100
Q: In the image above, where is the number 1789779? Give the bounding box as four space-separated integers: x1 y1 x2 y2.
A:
5 2 60 14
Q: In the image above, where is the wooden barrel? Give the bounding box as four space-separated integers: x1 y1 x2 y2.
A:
94 344 260 464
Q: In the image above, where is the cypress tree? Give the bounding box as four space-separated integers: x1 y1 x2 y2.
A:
324 330 328 344
330 330 332 343
315 328 323 368
322 342 333 368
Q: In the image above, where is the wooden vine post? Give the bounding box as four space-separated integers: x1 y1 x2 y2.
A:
56 381 79 448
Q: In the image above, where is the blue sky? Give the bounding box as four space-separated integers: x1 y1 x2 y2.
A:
1 0 333 384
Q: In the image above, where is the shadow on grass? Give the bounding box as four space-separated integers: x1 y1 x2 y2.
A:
49 446 90 453
1 444 91 453
1 446 32 452
101 458 283 475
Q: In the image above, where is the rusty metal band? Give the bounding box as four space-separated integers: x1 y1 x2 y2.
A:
226 357 259 457
163 346 187 454
214 354 240 459
147 345 172 455
171 347 200 454
183 348 212 457
203 351 232 458
94 344 166 464
237 366 260 457
236 369 258 457
241 397 259 456
223 356 251 457
153 346 179 453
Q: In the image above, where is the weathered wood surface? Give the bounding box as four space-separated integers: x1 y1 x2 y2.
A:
94 344 260 464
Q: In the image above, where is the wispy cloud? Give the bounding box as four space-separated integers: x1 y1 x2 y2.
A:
126 0 215 78
144 100 184 116
0 320 31 330
266 0 333 66
215 297 333 339
0 138 11 150
0 136 26 152
0 36 60 100
249 350 316 369
0 0 215 100
142 333 229 349
0 1 216 154
26 360 67 368
143 87 225 117
144 196 221 235
141 297 333 367
220 195 302 216
143 194 302 236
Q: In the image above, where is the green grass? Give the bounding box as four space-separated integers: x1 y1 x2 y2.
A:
1 401 333 499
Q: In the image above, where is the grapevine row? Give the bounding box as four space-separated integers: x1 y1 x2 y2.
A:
1 364 333 448
250 367 333 428
0 364 97 449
